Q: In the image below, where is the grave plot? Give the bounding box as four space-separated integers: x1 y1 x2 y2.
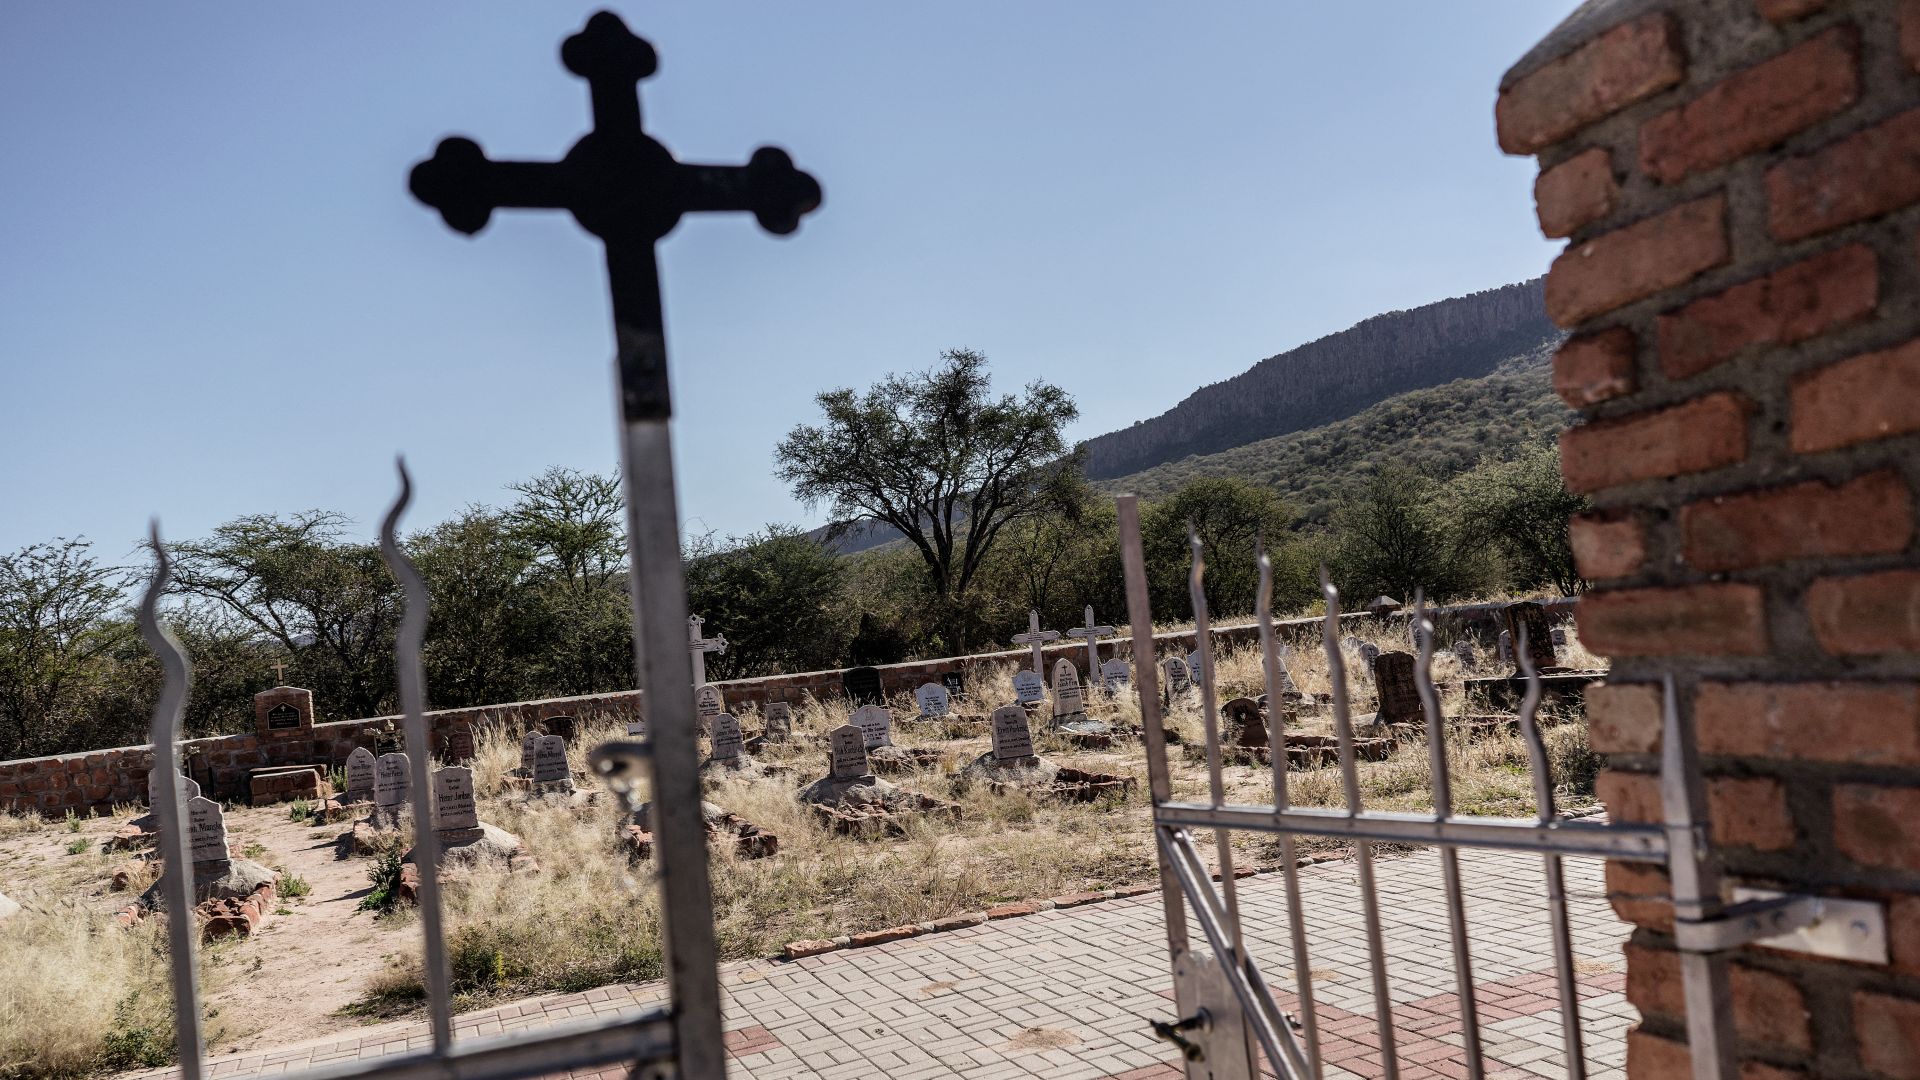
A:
849 704 948 774
897 679 991 737
797 725 960 836
953 706 1135 803
118 796 281 942
697 713 791 783
397 765 535 902
108 767 203 852
623 800 777 862
339 749 418 856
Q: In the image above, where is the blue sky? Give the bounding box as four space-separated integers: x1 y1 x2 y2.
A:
0 3 1573 563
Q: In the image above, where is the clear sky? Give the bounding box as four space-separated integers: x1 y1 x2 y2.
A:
0 2 1574 563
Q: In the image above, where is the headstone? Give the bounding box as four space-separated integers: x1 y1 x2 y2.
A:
1051 658 1085 721
915 682 951 719
546 714 578 743
442 725 476 764
345 747 377 799
842 666 884 707
990 704 1036 762
253 686 314 737
1503 602 1558 672
1187 650 1204 686
1066 606 1117 683
147 767 201 808
695 684 726 725
531 735 570 784
520 730 544 774
1164 656 1192 697
1451 640 1477 671
850 704 894 749
1372 651 1421 724
1341 635 1361 652
687 614 728 686
708 713 744 762
763 701 793 742
1011 610 1062 678
1274 656 1298 694
626 717 648 739
373 726 405 756
828 724 869 780
375 752 410 807
1101 658 1131 693
432 766 479 833
1224 697 1267 749
1497 630 1513 665
940 671 967 700
1551 627 1568 648
1012 670 1045 706
186 796 228 864
1357 642 1380 670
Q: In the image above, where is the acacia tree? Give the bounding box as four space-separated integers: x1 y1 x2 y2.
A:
0 539 135 759
1449 445 1589 596
775 349 1080 644
1331 465 1483 602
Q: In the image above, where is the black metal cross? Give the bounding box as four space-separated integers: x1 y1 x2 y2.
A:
408 9 822 422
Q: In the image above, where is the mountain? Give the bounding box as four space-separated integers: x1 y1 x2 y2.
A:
1078 279 1560 480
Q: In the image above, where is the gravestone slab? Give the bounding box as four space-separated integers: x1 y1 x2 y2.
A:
763 701 793 742
1101 659 1131 693
531 735 570 784
1372 651 1421 724
147 768 202 808
432 766 479 833
1164 657 1192 697
940 671 966 700
443 725 476 764
1551 627 1568 648
1452 640 1478 671
1051 659 1085 721
709 713 744 762
1012 670 1045 706
695 685 725 725
375 752 410 807
1357 642 1380 673
520 730 544 774
990 705 1036 762
627 717 648 739
1224 697 1267 749
842 666 884 707
546 715 578 743
915 682 951 719
828 724 870 781
850 704 893 749
345 748 377 799
1503 602 1558 672
187 795 228 864
1498 630 1514 665
254 686 314 737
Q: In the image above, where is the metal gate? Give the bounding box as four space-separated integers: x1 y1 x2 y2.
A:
1114 494 1885 1080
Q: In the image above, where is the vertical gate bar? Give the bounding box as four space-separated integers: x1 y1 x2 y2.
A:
1513 629 1586 1078
1659 674 1739 1080
138 526 208 1080
1317 569 1399 1078
1410 596 1484 1080
1256 542 1324 1080
1186 531 1245 956
1116 496 1189 961
380 462 456 1054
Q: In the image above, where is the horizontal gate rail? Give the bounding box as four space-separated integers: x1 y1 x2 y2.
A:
1149 803 1668 860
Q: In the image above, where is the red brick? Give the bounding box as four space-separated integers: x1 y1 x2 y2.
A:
1624 945 1811 1049
1907 0 1920 73
1834 785 1920 872
1497 13 1686 155
1791 336 1920 454
848 925 919 948
1807 570 1920 655
1708 776 1794 851
1535 148 1618 237
1640 28 1859 184
1597 768 1660 824
782 938 840 959
1587 681 1662 754
1570 511 1647 580
1657 244 1878 380
986 900 1044 920
1769 106 1920 241
1680 469 1912 572
1577 583 1769 657
1546 194 1730 325
1554 328 1637 407
1561 391 1749 493
1893 895 1920 977
1756 0 1827 20
1698 681 1920 767
1855 989 1920 1078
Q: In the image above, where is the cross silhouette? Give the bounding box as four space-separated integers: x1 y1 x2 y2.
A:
1010 610 1061 679
1065 605 1116 685
408 10 822 423
272 661 286 685
686 614 727 687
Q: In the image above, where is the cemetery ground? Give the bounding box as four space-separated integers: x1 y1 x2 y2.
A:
0 622 1606 1080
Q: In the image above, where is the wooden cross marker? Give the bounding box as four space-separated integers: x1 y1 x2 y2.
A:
1010 609 1061 679
272 661 287 685
1065 605 1117 685
687 614 728 687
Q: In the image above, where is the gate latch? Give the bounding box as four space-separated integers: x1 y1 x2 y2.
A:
1674 890 1887 964
1152 1012 1210 1061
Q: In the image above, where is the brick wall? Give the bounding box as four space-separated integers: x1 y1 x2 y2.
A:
1500 1 1920 1073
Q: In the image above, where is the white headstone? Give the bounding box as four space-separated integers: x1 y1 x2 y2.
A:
828 724 869 781
520 729 544 773
375 752 410 807
990 704 1036 762
147 768 201 808
1012 670 1045 705
764 701 793 741
695 684 725 724
709 713 744 761
345 747 376 797
1101 658 1131 692
914 682 951 718
186 795 228 864
432 766 479 833
1051 658 1085 719
531 735 569 783
626 718 648 738
1164 657 1192 696
1498 630 1514 664
850 704 893 749
1187 650 1204 685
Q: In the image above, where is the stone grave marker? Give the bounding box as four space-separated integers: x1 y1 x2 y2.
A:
1101 658 1131 693
531 735 570 784
1551 626 1568 648
254 685 314 737
915 682 951 719
695 684 726 726
432 766 479 834
1452 640 1477 671
1224 697 1266 749
1498 630 1513 665
990 704 1036 762
708 713 744 762
375 752 410 808
1164 656 1192 697
1051 659 1085 722
1357 642 1380 672
850 704 893 749
443 725 476 764
763 701 793 742
842 666 884 707
1066 606 1117 684
1011 610 1061 678
520 730 545 773
1372 651 1421 724
1503 602 1557 671
941 671 967 700
1187 649 1204 686
546 714 578 743
828 724 869 781
1341 635 1361 652
626 717 648 739
1012 670 1045 706
147 767 201 808
345 747 377 799
187 795 229 864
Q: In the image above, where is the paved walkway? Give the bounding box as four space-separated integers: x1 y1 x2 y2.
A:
140 848 1634 1080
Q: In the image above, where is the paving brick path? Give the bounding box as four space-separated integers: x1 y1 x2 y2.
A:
134 848 1634 1080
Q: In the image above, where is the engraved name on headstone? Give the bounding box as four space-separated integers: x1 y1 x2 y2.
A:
828 724 869 781
375 752 411 807
147 767 201 808
443 725 476 764
990 704 1036 762
432 766 479 833
520 730 544 774
1012 670 1045 706
532 735 570 783
1051 658 1085 720
941 671 967 700
850 704 893 749
695 684 725 725
763 701 793 742
709 713 744 762
915 682 950 719
187 795 228 864
345 747 377 799
1372 651 1421 724
1163 656 1192 697
1101 658 1131 693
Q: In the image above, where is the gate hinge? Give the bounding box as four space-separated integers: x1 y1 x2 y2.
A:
1673 890 1887 964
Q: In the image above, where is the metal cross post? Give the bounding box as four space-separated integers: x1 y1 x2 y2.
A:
410 12 821 1078
1066 604 1116 685
687 614 728 687
1011 609 1061 678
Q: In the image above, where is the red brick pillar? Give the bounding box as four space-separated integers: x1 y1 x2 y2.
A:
1499 2 1920 1075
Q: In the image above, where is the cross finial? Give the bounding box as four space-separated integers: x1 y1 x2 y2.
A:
273 661 287 685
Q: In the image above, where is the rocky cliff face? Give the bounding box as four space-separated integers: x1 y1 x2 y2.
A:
1079 279 1557 479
